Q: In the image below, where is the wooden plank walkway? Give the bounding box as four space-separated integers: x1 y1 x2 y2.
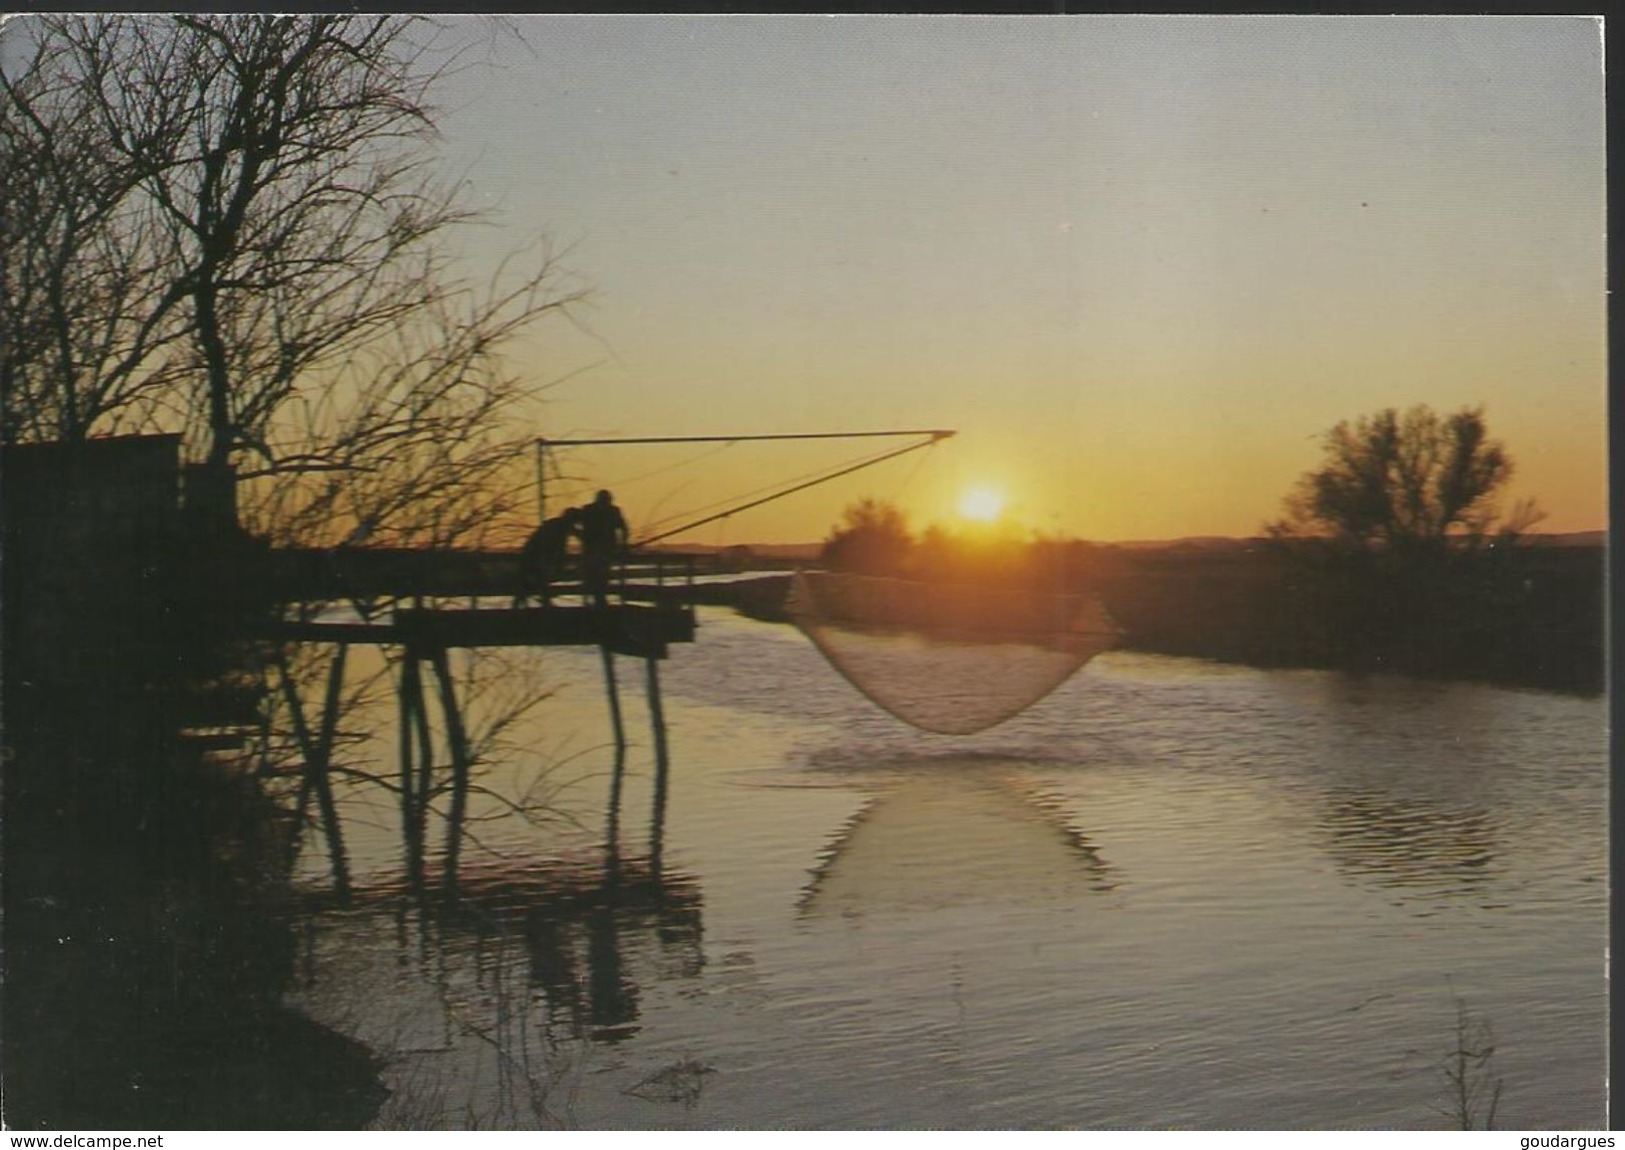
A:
264 546 711 603
261 602 696 659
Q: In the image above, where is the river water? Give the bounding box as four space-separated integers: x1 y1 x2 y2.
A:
285 606 1607 1129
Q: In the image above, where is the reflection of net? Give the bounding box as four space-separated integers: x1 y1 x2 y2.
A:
797 770 1115 919
786 571 1120 735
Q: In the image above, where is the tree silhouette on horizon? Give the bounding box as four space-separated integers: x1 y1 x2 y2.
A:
1268 404 1542 552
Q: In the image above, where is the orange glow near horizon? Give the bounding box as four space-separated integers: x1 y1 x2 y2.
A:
532 410 1605 548
426 17 1602 547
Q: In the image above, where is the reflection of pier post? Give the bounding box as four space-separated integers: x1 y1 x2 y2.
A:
605 745 627 867
428 644 474 892
645 656 671 877
396 649 431 891
408 655 436 885
600 644 627 758
276 644 351 901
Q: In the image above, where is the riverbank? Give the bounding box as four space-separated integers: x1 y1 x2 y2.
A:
697 540 1604 696
2 705 387 1128
1085 540 1604 695
1 437 386 1129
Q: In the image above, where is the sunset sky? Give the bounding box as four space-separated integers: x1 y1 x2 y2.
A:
432 15 1605 544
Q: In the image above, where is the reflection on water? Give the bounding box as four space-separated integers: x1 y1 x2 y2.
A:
453 856 703 1045
1317 789 1501 899
284 613 1606 1129
290 852 705 1127
798 765 1114 919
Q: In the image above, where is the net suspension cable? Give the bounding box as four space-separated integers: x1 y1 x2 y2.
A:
532 429 954 548
531 427 1119 735
631 442 899 542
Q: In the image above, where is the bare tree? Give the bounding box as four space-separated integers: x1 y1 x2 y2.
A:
1269 404 1542 552
240 254 574 550
0 18 192 442
1263 405 1552 679
1435 996 1504 1131
4 15 601 900
2 13 583 548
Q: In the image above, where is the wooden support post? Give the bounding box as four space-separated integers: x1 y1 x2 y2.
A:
428 644 473 892
645 655 671 877
277 645 352 901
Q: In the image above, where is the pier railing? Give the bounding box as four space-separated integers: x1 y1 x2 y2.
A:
264 546 721 605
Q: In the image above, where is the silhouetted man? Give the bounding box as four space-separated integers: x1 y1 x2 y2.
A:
578 489 629 607
520 506 582 606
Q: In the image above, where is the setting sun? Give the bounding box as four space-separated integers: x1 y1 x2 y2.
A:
957 485 1005 523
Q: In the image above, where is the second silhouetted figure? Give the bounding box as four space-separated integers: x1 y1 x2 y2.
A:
578 489 629 608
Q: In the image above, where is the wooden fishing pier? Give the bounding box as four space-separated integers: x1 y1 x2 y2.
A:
260 570 702 898
6 428 953 900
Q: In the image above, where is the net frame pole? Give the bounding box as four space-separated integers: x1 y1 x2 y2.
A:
541 430 954 448
535 437 547 523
